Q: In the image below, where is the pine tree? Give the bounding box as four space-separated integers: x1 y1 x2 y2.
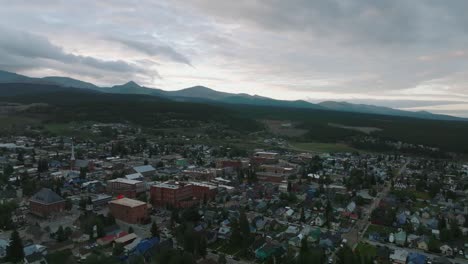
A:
198 235 207 259
128 226 134 233
151 221 160 238
218 254 227 264
56 225 65 242
6 230 24 263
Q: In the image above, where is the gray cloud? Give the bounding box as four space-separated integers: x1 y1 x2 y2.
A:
0 26 146 75
109 37 192 66
1 0 468 115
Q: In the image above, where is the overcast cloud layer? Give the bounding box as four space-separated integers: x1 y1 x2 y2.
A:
1 0 468 116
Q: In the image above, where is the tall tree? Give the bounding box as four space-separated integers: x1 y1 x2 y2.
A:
151 221 160 238
6 230 24 263
217 254 227 264
198 235 207 259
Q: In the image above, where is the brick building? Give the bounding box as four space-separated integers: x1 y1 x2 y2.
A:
108 198 148 224
29 188 65 217
150 181 217 208
107 178 146 198
251 151 279 165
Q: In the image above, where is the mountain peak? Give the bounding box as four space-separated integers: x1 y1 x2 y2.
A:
123 80 141 88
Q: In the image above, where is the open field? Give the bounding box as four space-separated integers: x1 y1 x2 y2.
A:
289 142 359 153
328 123 382 134
262 119 308 137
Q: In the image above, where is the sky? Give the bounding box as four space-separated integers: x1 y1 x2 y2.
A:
1 0 468 116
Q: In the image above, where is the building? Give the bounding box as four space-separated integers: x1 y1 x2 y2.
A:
390 249 408 264
29 188 65 217
132 165 156 177
182 169 217 181
108 198 148 224
107 178 146 198
252 151 279 165
216 159 243 169
150 181 217 208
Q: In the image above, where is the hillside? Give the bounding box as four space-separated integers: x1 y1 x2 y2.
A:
1 69 465 120
1 82 468 154
318 101 465 121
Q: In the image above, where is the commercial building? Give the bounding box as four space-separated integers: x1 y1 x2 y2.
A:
107 178 145 198
150 181 217 208
29 188 65 217
108 198 148 224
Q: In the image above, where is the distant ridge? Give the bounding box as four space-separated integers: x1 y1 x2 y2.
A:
0 69 465 121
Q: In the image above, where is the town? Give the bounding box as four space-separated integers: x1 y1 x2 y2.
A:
0 122 467 264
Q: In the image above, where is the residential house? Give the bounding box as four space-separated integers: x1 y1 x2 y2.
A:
390 249 408 264
440 244 453 257
395 230 407 246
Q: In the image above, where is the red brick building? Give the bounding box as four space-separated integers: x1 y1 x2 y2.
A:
108 198 148 224
216 159 243 169
29 188 65 217
150 181 217 208
251 151 279 165
107 178 146 198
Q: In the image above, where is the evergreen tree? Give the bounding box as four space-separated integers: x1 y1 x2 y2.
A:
128 226 134 233
217 254 227 264
6 230 24 263
56 225 66 242
151 221 160 238
300 207 306 223
198 235 207 259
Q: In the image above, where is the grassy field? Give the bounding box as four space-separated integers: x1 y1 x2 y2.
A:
365 224 397 237
289 142 360 153
355 242 377 260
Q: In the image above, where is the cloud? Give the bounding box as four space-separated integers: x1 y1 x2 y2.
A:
109 37 192 66
0 26 148 75
1 0 468 116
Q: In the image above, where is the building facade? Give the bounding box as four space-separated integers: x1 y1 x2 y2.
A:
108 198 148 224
29 188 65 217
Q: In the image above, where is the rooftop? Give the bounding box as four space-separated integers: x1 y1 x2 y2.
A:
108 178 143 185
29 188 64 204
109 198 146 208
133 165 156 173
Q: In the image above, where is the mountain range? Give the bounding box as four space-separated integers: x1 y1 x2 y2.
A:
0 69 465 121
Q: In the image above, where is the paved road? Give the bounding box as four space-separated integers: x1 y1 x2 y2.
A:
365 240 468 264
344 160 409 249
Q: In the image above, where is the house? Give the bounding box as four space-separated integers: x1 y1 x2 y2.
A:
132 165 156 177
218 226 231 239
397 212 407 226
255 242 284 261
389 249 408 264
24 252 48 264
285 225 299 235
407 253 426 264
346 201 356 213
395 230 407 246
440 244 453 257
417 238 429 251
314 215 326 227
29 188 65 217
410 215 420 227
